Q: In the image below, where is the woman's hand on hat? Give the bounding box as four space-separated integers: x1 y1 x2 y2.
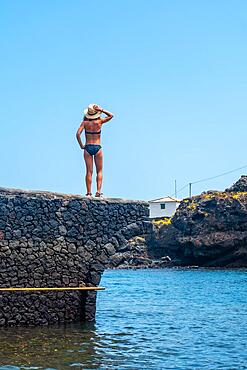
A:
93 104 103 112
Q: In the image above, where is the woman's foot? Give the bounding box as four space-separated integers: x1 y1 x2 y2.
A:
95 192 103 197
85 192 92 197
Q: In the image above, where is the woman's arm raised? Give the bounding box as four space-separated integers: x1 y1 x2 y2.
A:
101 108 114 123
93 104 114 124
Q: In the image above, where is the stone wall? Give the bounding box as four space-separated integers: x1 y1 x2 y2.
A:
0 187 149 326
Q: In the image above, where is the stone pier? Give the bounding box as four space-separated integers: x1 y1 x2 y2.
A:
0 187 149 326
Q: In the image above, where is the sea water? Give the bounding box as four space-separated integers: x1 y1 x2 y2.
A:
0 269 246 369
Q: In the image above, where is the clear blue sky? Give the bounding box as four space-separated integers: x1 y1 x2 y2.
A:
0 0 246 200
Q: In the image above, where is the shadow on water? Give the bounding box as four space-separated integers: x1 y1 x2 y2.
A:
0 322 111 370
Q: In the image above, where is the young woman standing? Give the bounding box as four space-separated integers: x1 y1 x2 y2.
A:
76 104 114 197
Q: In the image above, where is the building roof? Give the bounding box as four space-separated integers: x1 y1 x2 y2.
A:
149 196 181 203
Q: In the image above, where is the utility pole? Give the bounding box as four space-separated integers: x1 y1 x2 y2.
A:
174 179 177 198
189 183 192 198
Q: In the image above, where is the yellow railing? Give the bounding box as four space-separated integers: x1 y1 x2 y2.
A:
0 286 105 292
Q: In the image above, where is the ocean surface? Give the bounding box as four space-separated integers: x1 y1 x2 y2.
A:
0 268 247 369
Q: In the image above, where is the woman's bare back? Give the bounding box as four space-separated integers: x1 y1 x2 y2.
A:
84 118 102 145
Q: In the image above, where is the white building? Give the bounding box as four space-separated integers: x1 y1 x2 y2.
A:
148 196 181 219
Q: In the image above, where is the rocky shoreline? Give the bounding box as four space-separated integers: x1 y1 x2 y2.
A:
106 235 173 269
107 176 247 269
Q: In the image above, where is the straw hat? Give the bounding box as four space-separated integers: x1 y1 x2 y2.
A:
84 103 102 119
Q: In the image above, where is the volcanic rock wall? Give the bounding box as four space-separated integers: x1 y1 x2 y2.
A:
147 176 247 267
0 187 149 326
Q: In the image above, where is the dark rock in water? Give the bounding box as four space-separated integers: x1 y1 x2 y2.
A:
161 256 171 262
225 175 247 192
146 224 182 260
107 236 151 269
147 176 247 268
107 234 174 270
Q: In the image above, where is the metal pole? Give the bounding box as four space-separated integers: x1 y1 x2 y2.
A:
175 179 177 198
189 183 192 197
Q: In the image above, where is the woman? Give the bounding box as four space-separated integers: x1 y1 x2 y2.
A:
76 103 114 197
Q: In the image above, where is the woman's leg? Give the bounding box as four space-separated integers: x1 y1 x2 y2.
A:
84 149 93 194
94 149 103 194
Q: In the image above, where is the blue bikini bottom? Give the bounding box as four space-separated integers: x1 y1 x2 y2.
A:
84 144 102 156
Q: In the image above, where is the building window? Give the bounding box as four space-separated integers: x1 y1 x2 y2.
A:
160 203 166 209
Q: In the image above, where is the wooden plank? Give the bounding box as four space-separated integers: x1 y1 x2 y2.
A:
0 287 105 292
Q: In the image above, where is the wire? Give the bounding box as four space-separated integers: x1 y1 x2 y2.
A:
176 183 189 193
191 164 247 185
171 183 188 197
170 164 247 197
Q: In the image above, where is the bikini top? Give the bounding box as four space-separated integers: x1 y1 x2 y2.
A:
85 130 101 135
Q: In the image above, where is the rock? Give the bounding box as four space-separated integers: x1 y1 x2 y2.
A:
103 243 116 256
89 272 101 285
161 256 171 262
49 219 59 229
68 244 76 254
13 229 22 238
46 248 55 256
148 176 247 268
77 246 84 255
83 251 93 263
97 251 108 264
84 240 96 252
53 244 62 252
67 227 79 237
225 175 247 192
0 318 6 325
59 225 67 235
